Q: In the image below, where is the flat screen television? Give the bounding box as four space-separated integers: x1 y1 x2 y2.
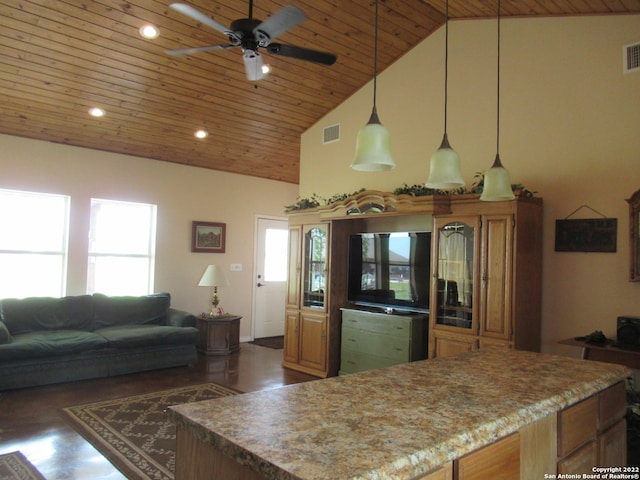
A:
347 231 431 313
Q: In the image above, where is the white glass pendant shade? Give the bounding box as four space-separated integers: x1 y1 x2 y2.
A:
243 50 268 81
425 134 465 189
351 107 395 171
480 154 515 201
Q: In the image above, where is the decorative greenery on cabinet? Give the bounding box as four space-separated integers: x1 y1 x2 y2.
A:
285 178 536 212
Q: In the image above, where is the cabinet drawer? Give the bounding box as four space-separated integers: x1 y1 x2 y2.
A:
457 433 520 480
339 350 402 374
599 418 627 467
599 381 627 431
415 463 452 480
558 440 597 475
558 396 597 457
341 310 414 337
342 327 409 361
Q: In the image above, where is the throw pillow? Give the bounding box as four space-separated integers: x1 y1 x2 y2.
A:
0 320 12 344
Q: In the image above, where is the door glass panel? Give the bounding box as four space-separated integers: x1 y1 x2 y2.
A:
303 227 327 308
264 227 288 282
436 221 474 329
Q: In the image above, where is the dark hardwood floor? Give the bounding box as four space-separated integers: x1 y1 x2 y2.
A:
0 344 316 480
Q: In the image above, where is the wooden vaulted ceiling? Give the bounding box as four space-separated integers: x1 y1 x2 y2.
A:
1 1 639 184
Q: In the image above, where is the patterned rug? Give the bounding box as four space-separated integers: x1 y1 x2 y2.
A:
0 451 45 480
62 383 239 480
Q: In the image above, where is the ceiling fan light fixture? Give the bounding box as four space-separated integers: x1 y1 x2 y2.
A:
243 50 268 81
351 0 395 172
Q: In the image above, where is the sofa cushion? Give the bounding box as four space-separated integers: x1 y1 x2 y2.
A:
0 330 109 361
95 325 198 348
0 296 94 335
0 321 11 344
92 293 171 329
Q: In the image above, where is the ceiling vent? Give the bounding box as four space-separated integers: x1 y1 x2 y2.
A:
624 41 640 74
323 124 340 144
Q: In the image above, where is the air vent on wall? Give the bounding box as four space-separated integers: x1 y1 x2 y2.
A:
624 41 640 74
323 124 340 144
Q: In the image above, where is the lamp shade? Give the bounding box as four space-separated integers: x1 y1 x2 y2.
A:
351 124 395 171
351 0 395 173
480 154 516 202
425 134 465 190
198 265 230 287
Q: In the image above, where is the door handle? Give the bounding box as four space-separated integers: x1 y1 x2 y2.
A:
257 282 265 287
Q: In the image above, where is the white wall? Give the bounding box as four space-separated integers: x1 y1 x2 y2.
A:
300 15 640 356
0 134 298 339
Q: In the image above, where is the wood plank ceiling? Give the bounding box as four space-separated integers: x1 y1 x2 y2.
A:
1 0 639 184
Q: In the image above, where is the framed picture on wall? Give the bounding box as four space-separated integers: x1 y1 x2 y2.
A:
192 221 226 253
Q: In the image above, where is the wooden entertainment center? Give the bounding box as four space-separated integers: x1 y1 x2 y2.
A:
283 190 543 377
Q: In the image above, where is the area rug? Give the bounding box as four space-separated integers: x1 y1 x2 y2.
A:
249 335 284 349
0 451 45 480
62 383 239 480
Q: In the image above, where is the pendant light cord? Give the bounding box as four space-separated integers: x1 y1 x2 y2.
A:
496 0 501 155
443 0 449 135
372 0 379 110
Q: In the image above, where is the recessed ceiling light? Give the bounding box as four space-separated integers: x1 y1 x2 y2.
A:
139 24 160 39
195 130 208 139
88 107 105 117
261 64 271 75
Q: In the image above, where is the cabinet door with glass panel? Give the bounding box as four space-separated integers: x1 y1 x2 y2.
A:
302 224 329 310
431 216 480 334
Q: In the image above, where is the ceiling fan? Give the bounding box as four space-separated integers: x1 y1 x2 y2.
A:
166 1 338 81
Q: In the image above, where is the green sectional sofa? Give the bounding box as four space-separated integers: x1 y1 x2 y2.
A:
0 293 199 390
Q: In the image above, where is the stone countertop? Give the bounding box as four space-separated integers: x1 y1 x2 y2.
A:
169 348 631 480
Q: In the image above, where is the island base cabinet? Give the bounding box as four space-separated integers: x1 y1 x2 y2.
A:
457 433 520 480
417 463 453 480
558 441 598 476
171 373 628 480
557 381 627 473
175 425 266 480
599 419 627 467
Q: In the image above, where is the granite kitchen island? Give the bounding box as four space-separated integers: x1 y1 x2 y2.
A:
169 348 631 480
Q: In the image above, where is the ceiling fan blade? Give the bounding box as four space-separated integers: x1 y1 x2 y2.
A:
166 44 237 56
254 5 306 45
170 3 232 36
243 50 269 81
266 43 337 65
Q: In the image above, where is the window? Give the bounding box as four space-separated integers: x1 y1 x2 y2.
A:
87 199 157 296
0 189 70 299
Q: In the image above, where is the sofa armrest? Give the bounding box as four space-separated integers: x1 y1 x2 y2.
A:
167 308 197 328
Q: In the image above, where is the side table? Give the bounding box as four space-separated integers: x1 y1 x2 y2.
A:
196 314 242 355
559 337 640 370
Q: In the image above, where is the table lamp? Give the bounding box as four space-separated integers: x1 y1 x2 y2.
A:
198 264 230 317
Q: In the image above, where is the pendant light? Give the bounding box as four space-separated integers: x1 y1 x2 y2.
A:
351 0 395 171
426 0 464 190
480 0 515 202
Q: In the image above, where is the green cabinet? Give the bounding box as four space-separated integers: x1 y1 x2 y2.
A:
339 308 428 374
